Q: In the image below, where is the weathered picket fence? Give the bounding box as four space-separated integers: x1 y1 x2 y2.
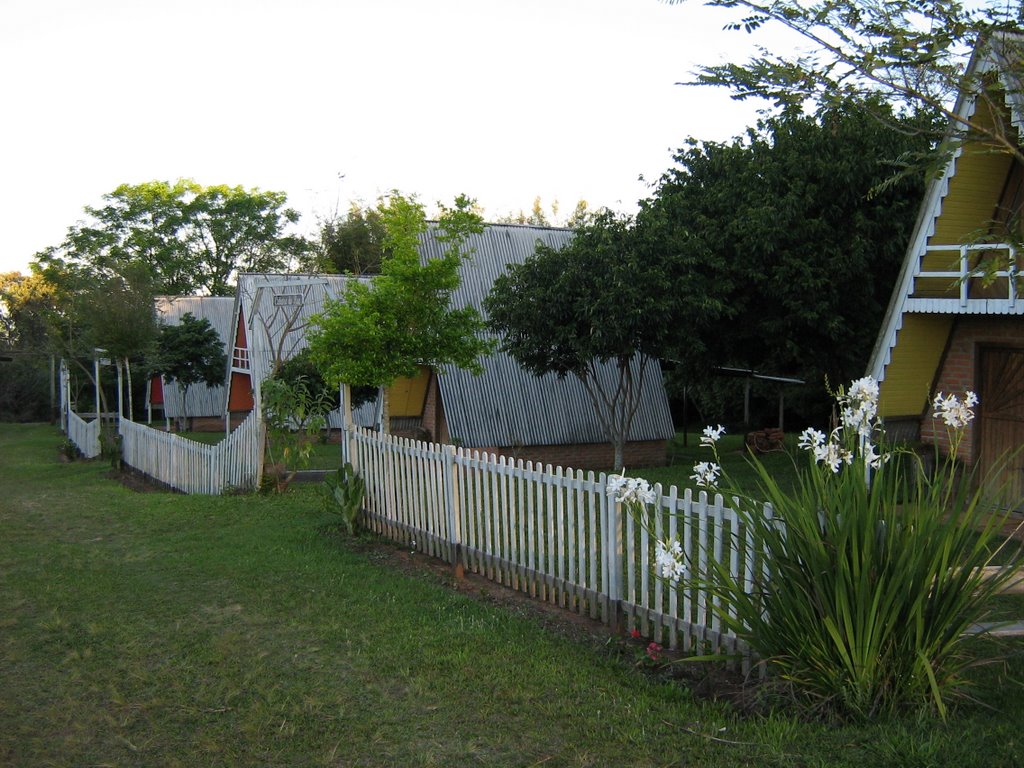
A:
349 426 767 662
66 409 102 459
118 412 264 494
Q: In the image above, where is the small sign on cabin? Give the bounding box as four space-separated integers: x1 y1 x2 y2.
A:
272 293 303 307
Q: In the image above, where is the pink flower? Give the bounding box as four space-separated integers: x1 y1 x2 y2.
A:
646 642 662 661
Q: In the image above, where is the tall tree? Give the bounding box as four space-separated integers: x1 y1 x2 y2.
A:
665 1 1024 162
34 179 311 296
484 210 719 470
308 193 493 433
644 100 933 424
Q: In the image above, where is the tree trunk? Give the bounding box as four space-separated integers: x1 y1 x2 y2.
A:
613 437 625 474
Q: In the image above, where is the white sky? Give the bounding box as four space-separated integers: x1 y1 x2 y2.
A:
0 0 781 275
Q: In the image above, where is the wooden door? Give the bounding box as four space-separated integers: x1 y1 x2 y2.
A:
978 347 1024 509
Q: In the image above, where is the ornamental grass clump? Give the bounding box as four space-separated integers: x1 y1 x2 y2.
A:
614 378 1022 721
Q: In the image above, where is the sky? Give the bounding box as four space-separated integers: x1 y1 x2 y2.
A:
0 0 784 275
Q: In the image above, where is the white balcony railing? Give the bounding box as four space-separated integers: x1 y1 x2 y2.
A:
907 243 1019 313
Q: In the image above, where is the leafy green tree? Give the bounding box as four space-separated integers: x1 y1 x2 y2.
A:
644 101 933 424
484 210 719 470
148 312 227 430
304 204 388 275
308 193 493 433
34 179 311 296
666 0 1024 162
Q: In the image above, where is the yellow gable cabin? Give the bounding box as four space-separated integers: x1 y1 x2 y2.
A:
868 32 1024 503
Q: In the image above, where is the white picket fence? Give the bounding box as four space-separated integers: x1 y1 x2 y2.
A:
66 409 102 459
118 412 264 494
349 426 767 662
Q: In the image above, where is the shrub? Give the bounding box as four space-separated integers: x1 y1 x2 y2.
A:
320 463 366 535
617 378 1022 721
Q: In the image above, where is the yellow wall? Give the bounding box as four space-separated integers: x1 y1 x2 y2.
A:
879 315 954 418
917 100 1014 296
387 366 431 417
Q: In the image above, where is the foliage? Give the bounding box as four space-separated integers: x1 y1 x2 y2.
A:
644 101 933 425
305 203 387 275
619 379 1023 721
33 179 311 296
665 0 1024 164
275 349 341 411
308 193 493 430
320 462 366 535
260 374 332 491
79 264 158 363
0 356 50 422
149 313 226 394
485 208 722 470
0 271 57 351
493 197 593 228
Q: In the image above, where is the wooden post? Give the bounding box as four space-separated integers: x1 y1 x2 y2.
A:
340 383 352 467
94 356 101 422
444 444 461 568
605 485 624 633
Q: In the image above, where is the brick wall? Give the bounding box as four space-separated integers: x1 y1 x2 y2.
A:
414 370 669 469
920 316 1024 465
473 439 668 471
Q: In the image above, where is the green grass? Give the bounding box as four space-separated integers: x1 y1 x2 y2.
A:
637 432 802 495
2 424 1024 766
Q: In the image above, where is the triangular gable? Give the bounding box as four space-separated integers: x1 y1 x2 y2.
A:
225 273 366 417
869 33 1024 419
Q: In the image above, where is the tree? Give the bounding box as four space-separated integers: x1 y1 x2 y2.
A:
308 193 493 433
79 265 158 420
304 203 388 275
493 197 592 228
0 272 54 421
34 179 311 296
666 1 1024 163
484 210 719 470
642 100 933 425
148 312 227 430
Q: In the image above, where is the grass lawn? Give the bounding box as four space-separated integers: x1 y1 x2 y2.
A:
2 424 1024 767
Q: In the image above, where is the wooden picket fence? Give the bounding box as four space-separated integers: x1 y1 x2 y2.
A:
118 412 264 494
66 409 102 459
349 426 767 663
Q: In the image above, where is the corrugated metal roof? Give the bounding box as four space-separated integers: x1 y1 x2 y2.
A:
419 223 676 448
152 296 234 418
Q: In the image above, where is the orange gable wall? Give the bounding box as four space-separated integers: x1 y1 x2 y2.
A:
228 311 254 412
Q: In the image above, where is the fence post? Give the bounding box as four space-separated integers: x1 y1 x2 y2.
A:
604 480 624 633
443 445 461 567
